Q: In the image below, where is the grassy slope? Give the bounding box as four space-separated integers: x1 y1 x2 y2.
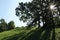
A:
0 28 29 40
0 27 60 40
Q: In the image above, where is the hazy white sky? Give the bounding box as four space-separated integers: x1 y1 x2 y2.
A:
0 0 32 27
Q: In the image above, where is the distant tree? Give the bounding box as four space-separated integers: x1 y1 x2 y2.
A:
0 19 5 23
7 21 15 30
15 0 60 28
0 19 7 32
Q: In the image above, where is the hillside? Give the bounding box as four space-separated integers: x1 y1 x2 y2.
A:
0 27 60 40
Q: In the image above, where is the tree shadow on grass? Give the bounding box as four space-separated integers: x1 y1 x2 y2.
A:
20 27 45 40
2 27 56 40
22 27 56 40
2 32 25 40
24 27 53 40
40 27 52 40
51 27 56 40
2 28 40 40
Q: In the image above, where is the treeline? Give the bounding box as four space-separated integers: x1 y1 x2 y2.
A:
0 19 15 32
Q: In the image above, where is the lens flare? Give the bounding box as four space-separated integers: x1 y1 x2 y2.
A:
50 5 55 10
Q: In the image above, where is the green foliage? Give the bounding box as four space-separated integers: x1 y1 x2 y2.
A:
7 21 15 30
15 0 60 28
0 19 15 32
0 19 7 32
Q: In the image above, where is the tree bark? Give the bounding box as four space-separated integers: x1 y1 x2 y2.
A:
38 20 40 27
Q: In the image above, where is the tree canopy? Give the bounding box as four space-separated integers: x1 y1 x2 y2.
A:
0 19 7 31
0 19 15 32
15 0 60 28
7 21 15 30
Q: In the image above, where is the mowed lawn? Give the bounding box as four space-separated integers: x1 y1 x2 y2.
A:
0 27 60 40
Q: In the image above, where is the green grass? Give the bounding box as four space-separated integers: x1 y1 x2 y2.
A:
0 27 60 40
55 28 60 40
0 27 29 40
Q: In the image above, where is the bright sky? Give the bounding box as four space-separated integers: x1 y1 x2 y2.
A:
0 0 32 27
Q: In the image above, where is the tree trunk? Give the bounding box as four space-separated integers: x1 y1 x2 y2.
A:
38 20 40 27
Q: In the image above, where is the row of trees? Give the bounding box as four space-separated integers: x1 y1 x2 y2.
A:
0 19 15 32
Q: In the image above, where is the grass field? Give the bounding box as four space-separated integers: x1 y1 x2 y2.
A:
0 27 60 40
